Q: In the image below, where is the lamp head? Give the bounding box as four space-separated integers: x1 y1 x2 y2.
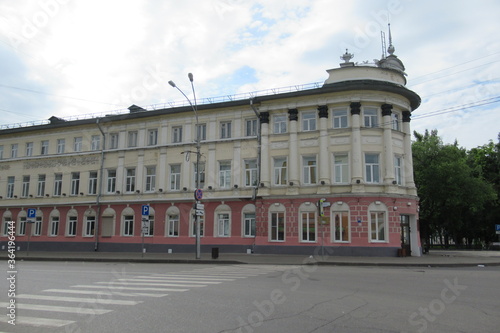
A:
188 73 194 82
168 80 176 88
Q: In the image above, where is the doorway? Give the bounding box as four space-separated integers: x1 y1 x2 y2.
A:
400 215 411 256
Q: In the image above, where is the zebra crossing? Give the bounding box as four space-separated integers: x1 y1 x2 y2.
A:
0 264 294 331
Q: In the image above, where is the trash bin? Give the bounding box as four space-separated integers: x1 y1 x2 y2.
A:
212 247 219 259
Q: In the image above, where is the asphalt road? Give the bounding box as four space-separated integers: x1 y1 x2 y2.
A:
1 261 499 333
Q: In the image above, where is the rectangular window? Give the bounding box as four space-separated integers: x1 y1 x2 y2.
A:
109 133 119 149
245 119 257 136
365 154 380 183
0 145 4 159
18 217 26 236
168 214 179 237
364 108 378 128
126 168 136 192
34 217 42 236
394 156 403 185
302 112 316 131
245 160 258 187
194 162 205 188
270 212 285 241
50 216 59 236
333 212 349 242
71 172 80 195
172 126 183 143
303 156 317 185
22 175 30 198
392 113 400 131
26 142 33 156
37 174 46 197
123 215 134 236
2 218 8 236
148 129 158 146
273 158 287 185
217 213 230 237
67 216 77 236
196 124 207 141
128 131 138 147
170 164 181 190
145 166 156 192
85 216 95 237
370 212 386 242
41 140 49 155
107 170 116 193
11 144 18 158
7 176 15 198
243 213 256 237
54 173 62 196
333 109 348 128
219 161 231 188
301 212 316 242
273 115 287 134
220 121 232 139
88 171 98 195
57 139 65 154
91 135 100 151
74 137 82 152
334 154 349 184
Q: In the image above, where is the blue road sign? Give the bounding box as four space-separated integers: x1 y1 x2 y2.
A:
141 205 150 216
194 189 203 201
27 208 36 219
496 224 500 232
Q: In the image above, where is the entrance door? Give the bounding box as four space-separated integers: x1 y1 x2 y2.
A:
400 215 411 256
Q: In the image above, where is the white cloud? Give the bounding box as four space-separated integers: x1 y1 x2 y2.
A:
0 0 498 148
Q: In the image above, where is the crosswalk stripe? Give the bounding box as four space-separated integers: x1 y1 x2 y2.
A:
96 281 207 288
0 315 74 328
43 288 168 297
117 278 222 284
16 294 141 305
71 285 189 292
150 273 247 279
135 275 234 281
0 302 111 315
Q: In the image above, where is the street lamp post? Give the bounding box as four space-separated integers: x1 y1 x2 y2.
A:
168 73 201 259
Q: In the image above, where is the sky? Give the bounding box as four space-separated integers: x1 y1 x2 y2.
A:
0 0 499 149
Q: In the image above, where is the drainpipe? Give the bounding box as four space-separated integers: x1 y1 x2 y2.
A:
250 98 261 200
95 118 106 251
250 98 261 253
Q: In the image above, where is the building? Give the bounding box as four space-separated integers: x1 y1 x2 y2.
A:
0 42 421 257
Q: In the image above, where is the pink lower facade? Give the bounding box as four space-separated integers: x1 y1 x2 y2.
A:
1 194 421 257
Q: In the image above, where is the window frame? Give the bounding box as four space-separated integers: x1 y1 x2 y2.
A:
302 112 317 132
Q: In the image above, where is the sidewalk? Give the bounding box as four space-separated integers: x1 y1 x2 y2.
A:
3 250 500 267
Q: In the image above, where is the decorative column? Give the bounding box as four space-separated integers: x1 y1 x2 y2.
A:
158 147 167 192
402 111 416 189
381 104 395 185
317 105 330 185
350 102 363 183
288 108 299 186
259 112 270 188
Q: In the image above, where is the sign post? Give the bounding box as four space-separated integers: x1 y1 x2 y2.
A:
26 208 36 257
141 205 150 257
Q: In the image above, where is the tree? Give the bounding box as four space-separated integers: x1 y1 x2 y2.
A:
412 130 496 249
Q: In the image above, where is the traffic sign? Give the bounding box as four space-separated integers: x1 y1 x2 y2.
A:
195 209 204 216
196 203 205 210
496 224 500 232
27 208 36 219
194 189 203 201
141 205 150 216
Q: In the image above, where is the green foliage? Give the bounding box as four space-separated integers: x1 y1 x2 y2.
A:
412 130 498 248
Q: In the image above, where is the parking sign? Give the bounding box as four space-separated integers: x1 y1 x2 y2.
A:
27 208 36 219
142 205 150 216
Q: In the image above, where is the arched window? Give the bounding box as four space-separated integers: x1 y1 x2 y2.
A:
166 206 180 237
368 202 388 242
269 203 286 242
214 204 231 237
331 202 350 243
242 204 256 238
299 202 317 243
